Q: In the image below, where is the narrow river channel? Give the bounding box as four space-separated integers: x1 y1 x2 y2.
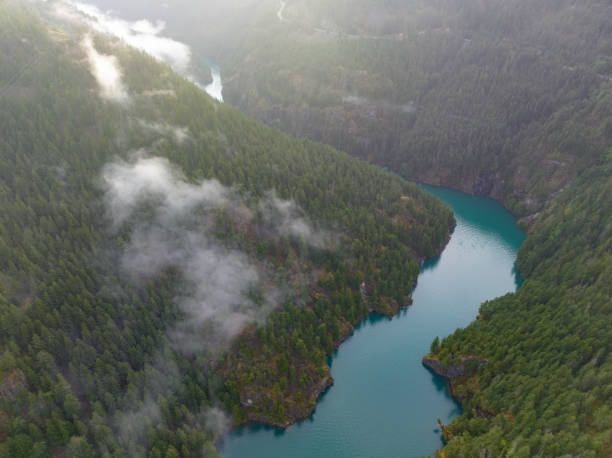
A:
220 185 526 458
204 61 223 102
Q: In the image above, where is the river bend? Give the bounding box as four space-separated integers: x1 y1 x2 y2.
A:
220 185 525 457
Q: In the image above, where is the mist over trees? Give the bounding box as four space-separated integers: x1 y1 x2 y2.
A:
81 0 612 456
216 0 612 216
0 2 452 456
1 0 611 457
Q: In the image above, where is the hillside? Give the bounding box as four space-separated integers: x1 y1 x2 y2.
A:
222 0 612 217
425 158 611 456
103 0 612 455
0 2 453 457
1 0 611 456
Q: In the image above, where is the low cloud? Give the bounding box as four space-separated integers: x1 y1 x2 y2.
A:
343 94 416 114
101 155 331 438
102 155 231 228
81 35 128 102
101 156 269 352
101 155 329 350
53 1 224 101
117 401 160 449
102 155 330 352
137 120 190 144
122 225 263 352
259 190 331 248
66 1 192 73
203 407 232 437
114 353 180 450
140 89 177 98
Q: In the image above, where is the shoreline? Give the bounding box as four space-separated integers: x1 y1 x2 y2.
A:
220 215 456 438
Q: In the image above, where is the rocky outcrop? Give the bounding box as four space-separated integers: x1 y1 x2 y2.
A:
422 356 486 380
471 173 499 197
422 355 487 404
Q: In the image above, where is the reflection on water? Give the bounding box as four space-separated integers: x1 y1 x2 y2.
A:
421 254 442 273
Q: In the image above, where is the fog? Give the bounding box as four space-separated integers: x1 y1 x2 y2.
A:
277 1 286 21
69 0 267 61
258 190 331 249
81 34 128 102
49 0 248 100
102 154 326 353
136 119 190 144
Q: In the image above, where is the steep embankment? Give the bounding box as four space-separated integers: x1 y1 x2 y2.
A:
222 0 612 217
423 159 612 456
0 2 453 457
215 1 612 455
220 186 525 458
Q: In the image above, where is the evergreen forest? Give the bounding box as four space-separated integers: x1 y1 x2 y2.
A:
0 2 453 456
0 0 610 457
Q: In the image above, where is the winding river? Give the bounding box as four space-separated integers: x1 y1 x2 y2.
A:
220 185 525 457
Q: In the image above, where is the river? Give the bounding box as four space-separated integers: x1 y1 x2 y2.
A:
205 61 224 102
219 184 526 457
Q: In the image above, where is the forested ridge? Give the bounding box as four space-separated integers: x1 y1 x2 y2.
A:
222 0 612 217
0 2 453 456
216 0 612 455
1 1 611 457
425 157 612 457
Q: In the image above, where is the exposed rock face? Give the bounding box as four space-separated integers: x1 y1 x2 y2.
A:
471 173 498 196
422 356 486 380
422 356 487 405
476 407 494 420
360 281 372 311
468 173 507 200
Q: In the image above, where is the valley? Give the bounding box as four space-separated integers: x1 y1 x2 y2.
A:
0 1 610 457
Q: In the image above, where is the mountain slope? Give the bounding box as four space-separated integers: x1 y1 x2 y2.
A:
0 2 453 457
209 1 612 455
425 158 611 457
221 0 612 217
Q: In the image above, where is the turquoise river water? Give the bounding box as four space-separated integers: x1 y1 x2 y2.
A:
220 185 526 458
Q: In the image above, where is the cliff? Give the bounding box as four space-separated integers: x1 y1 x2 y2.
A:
422 355 486 402
422 356 486 380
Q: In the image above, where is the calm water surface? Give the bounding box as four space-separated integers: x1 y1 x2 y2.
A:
220 185 526 458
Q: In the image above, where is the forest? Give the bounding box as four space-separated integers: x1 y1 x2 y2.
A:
426 158 611 457
221 0 612 216
1 0 611 457
0 2 453 456
216 9 612 451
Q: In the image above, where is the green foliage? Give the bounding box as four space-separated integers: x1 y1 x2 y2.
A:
0 2 452 456
433 162 612 456
223 0 612 216
430 337 440 355
216 6 612 449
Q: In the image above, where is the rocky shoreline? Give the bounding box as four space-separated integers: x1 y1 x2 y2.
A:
228 216 456 432
422 355 486 402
